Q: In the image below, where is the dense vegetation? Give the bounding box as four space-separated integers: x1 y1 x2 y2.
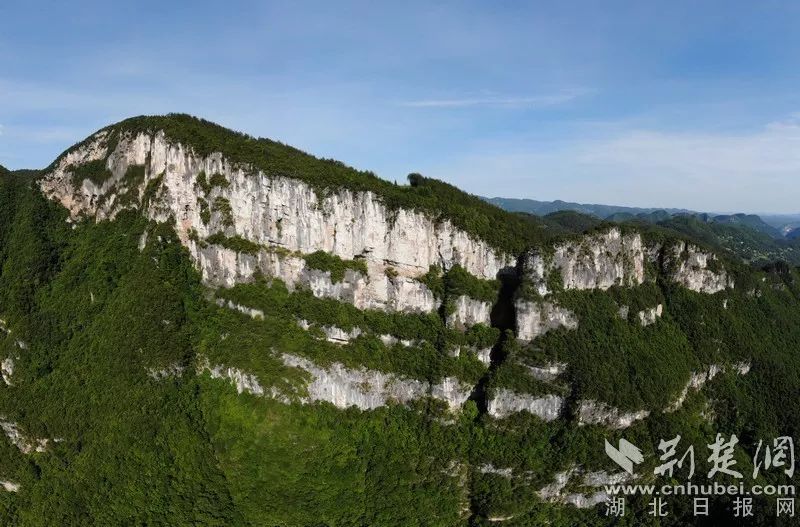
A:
303 251 368 283
656 214 800 265
68 159 112 186
420 264 500 303
6 112 800 526
490 196 800 266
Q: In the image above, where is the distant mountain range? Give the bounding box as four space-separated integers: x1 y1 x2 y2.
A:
485 197 800 239
485 197 693 220
485 196 800 265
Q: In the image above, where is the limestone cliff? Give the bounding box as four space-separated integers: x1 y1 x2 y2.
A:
520 228 645 296
38 120 738 422
515 300 578 341
665 241 734 294
41 130 513 316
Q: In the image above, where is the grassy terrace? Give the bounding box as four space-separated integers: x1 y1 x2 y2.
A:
213 279 487 384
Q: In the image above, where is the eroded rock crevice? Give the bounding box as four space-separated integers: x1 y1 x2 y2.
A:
466 265 521 525
468 267 520 416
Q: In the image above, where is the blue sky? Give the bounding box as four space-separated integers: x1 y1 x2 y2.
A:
2 0 800 212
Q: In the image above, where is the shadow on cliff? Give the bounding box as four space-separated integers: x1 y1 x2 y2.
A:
469 266 520 415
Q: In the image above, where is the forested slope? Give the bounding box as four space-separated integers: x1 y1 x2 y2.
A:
1 117 800 525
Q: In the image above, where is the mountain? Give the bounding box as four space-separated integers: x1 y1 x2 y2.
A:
485 196 692 218
760 213 800 233
489 197 800 265
668 214 800 264
9 169 41 179
2 114 800 525
708 212 783 238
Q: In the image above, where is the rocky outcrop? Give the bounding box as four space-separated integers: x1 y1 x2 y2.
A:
577 400 649 429
297 319 363 344
199 360 263 396
487 390 564 420
446 295 493 330
40 131 514 317
216 299 264 320
537 467 632 509
450 345 492 365
486 515 515 523
379 335 417 348
0 419 49 454
637 304 663 326
146 363 186 380
475 347 492 365
562 492 609 509
537 468 577 501
0 481 19 493
665 242 733 294
195 242 438 313
477 464 514 478
521 228 645 296
1 358 14 386
515 301 578 341
525 362 567 382
583 470 632 487
667 362 751 412
281 354 472 411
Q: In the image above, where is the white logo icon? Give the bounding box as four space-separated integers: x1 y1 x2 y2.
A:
606 438 644 474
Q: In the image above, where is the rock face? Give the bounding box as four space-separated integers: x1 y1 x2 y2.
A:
667 362 751 412
216 299 264 320
40 131 514 316
487 390 564 421
637 304 663 326
475 347 492 365
1 358 14 386
521 228 645 296
0 419 49 454
537 467 632 509
0 481 19 493
146 363 186 380
666 242 733 294
195 244 439 313
537 468 577 501
297 319 363 344
515 301 578 341
379 334 416 348
446 295 493 329
199 351 472 412
199 360 262 396
477 464 514 478
577 400 649 429
281 354 472 411
525 362 567 382
37 124 744 434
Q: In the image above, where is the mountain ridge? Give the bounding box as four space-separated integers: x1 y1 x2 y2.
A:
486 196 800 237
487 195 800 265
1 114 799 525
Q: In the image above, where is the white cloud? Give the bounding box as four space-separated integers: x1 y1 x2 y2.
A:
400 91 583 109
426 116 800 213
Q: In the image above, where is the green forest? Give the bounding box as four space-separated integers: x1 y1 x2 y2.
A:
3 117 800 526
